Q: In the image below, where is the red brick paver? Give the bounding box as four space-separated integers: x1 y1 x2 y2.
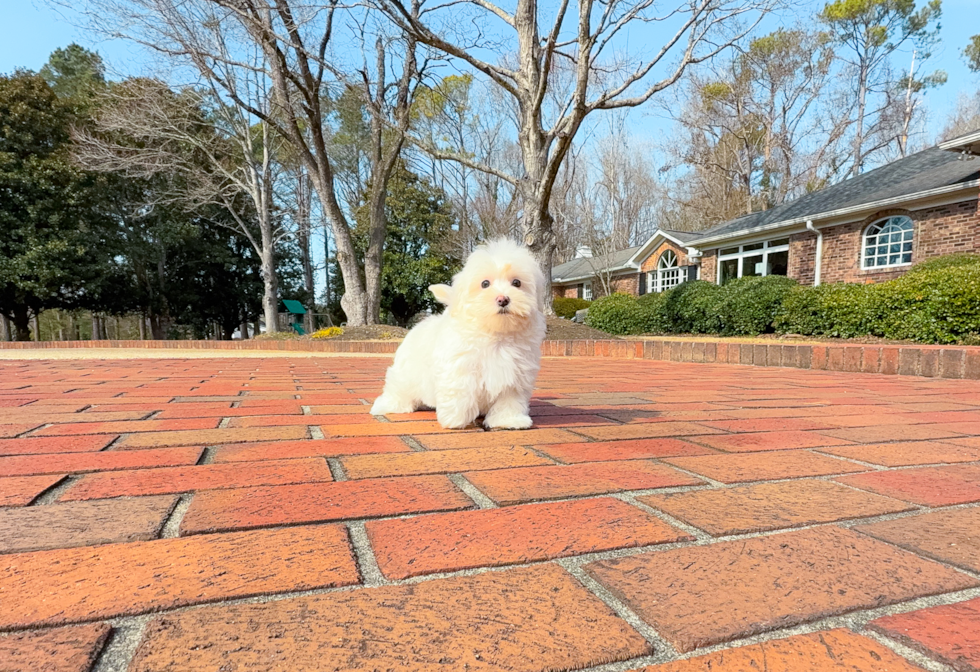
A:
179 475 473 534
0 495 177 553
854 507 980 572
641 480 913 535
631 629 927 671
464 460 703 504
585 526 977 652
0 623 111 672
58 458 334 500
837 464 980 506
2 355 980 671
0 474 64 506
128 564 651 671
0 525 358 628
367 497 690 578
871 598 980 672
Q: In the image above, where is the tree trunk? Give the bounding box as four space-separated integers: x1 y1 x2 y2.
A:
91 314 101 341
0 314 10 342
259 233 279 334
12 308 31 342
240 317 249 340
323 225 332 309
852 62 868 177
138 315 146 340
31 314 41 341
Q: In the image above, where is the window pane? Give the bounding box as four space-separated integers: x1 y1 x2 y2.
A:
902 252 912 263
767 238 790 247
889 254 900 264
902 242 912 252
720 247 739 256
720 258 739 284
767 250 789 276
744 242 764 251
743 254 764 277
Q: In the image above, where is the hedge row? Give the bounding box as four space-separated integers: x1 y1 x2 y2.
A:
553 296 592 319
584 254 980 344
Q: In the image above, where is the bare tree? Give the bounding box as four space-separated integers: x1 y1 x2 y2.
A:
74 77 287 332
372 0 774 300
661 26 853 230
69 0 426 325
819 0 942 176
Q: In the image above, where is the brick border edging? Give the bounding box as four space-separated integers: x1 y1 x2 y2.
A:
2 338 979 379
542 339 980 380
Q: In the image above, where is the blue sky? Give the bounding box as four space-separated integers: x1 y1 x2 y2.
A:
3 0 977 141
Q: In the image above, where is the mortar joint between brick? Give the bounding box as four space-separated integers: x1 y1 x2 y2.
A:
159 494 194 538
613 492 712 541
90 615 151 672
327 457 348 481
400 436 427 452
309 426 326 440
28 475 79 505
217 417 232 429
347 521 390 587
447 473 499 509
859 629 959 672
196 447 217 465
558 559 677 657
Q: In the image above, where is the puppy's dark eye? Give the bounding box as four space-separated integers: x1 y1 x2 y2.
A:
480 280 490 289
511 279 521 287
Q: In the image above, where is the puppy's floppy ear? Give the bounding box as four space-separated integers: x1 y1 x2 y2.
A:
429 284 452 305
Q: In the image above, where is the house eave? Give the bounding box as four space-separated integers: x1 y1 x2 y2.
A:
552 265 637 284
939 131 980 156
691 179 980 248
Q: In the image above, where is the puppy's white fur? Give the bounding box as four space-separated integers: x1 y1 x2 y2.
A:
370 238 547 429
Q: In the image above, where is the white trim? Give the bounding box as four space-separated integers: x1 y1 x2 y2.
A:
716 238 791 284
691 179 980 247
938 131 980 154
626 230 695 267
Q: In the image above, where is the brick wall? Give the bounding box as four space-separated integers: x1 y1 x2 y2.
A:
700 250 717 283
789 233 817 286
552 284 581 299
820 199 980 284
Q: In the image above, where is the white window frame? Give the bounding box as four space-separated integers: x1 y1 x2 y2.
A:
649 250 682 293
583 282 593 300
716 238 790 284
862 216 913 269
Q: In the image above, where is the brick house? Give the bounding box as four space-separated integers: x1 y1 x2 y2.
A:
553 131 980 295
551 230 701 299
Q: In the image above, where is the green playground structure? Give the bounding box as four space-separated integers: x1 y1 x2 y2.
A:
281 299 307 335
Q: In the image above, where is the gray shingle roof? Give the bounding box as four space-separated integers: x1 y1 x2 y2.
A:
692 145 980 244
551 245 642 282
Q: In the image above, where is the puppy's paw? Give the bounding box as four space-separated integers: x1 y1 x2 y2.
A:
483 413 533 430
370 395 414 416
436 405 477 429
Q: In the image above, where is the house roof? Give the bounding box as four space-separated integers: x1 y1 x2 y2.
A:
938 128 980 156
551 245 642 282
690 141 980 247
551 229 702 283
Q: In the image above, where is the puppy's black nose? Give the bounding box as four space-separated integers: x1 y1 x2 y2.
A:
496 296 510 308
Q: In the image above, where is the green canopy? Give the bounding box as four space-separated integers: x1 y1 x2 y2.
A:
281 299 306 315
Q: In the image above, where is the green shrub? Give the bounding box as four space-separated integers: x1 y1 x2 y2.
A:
905 253 980 275
877 264 980 343
775 282 885 338
659 280 723 333
715 275 798 335
586 293 654 335
552 296 592 319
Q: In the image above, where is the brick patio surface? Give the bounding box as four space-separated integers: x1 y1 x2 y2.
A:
1 356 979 671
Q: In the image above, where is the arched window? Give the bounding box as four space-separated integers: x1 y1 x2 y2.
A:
863 216 913 269
656 250 682 292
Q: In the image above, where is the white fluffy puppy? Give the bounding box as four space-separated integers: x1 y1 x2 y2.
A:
370 238 547 429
